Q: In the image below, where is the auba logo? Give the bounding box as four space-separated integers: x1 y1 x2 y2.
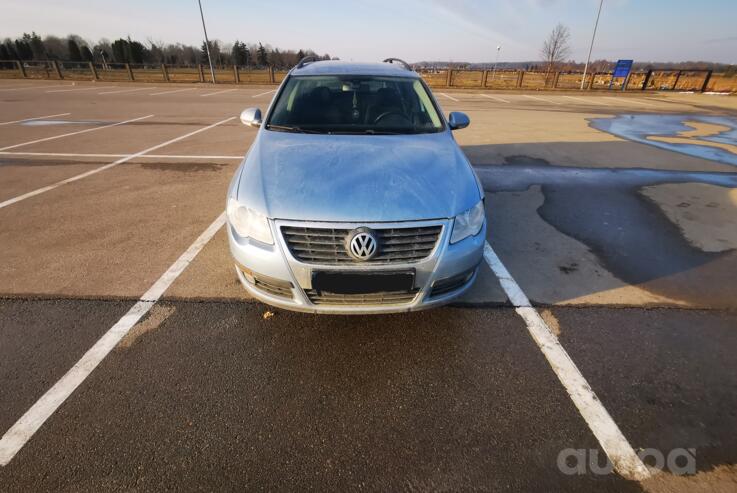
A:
348 228 378 260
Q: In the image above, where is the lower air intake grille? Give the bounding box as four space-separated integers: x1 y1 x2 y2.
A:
305 289 419 305
243 271 293 299
429 269 475 298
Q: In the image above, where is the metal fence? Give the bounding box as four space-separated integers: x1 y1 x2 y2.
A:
1 60 735 92
0 60 289 84
416 68 734 92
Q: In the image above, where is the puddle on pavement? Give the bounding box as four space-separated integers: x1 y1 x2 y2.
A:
474 165 737 193
590 114 737 167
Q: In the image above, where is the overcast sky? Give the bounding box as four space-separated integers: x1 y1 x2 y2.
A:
2 0 736 63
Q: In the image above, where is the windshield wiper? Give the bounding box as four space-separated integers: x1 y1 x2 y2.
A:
363 129 404 135
329 129 404 135
265 124 320 134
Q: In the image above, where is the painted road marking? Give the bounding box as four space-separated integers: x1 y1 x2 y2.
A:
99 87 154 95
0 115 153 152
0 151 242 160
437 92 459 102
252 89 276 98
46 86 110 94
0 113 71 126
0 84 71 92
0 84 37 91
0 212 227 466
482 242 651 481
202 88 238 97
0 116 235 209
522 94 561 105
149 87 197 96
602 97 656 107
479 93 510 103
561 95 610 106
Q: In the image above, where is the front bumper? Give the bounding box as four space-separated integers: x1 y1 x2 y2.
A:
227 218 485 314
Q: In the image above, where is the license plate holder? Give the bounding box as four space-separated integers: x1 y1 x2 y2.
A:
312 270 415 295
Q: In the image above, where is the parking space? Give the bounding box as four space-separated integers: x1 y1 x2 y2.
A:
0 303 637 492
1 78 736 490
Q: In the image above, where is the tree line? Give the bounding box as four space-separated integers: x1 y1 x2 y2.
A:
0 32 330 69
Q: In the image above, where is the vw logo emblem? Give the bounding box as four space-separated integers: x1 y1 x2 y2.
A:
347 228 378 261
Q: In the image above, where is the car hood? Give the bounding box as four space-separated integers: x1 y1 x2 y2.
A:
236 130 481 222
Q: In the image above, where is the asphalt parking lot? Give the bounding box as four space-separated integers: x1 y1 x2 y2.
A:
0 79 736 491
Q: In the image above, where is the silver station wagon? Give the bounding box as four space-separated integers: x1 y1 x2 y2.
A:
227 58 486 313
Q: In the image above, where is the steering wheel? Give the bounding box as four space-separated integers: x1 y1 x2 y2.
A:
373 111 411 125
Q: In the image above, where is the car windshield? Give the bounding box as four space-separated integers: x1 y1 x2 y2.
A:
266 75 444 135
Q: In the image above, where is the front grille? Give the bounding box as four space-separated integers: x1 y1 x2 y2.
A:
281 225 442 265
304 289 419 305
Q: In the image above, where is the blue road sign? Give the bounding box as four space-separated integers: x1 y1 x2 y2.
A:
613 59 634 78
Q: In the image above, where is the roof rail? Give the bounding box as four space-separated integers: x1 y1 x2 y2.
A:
295 55 319 69
383 58 413 71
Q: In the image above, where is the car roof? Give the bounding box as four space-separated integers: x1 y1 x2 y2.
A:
290 60 420 78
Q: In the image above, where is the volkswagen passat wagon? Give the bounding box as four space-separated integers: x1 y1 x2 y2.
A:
227 58 486 314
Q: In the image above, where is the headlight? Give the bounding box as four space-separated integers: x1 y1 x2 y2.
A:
450 200 485 244
226 198 274 244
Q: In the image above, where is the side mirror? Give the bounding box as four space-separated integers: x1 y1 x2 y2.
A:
240 107 262 127
448 112 470 130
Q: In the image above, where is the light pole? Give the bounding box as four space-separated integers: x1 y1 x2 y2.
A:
580 0 604 90
491 45 501 82
197 0 217 84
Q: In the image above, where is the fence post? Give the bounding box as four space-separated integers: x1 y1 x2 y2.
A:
623 72 632 91
51 60 63 79
198 64 205 82
269 66 275 83
125 63 134 80
516 70 524 88
15 60 27 78
553 71 561 89
161 64 169 82
700 70 712 92
672 70 682 90
233 65 240 83
89 62 98 80
481 70 488 88
641 70 652 90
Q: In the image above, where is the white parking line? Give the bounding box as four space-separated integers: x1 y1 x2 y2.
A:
0 85 40 92
482 242 651 481
0 211 226 466
0 115 153 152
601 97 656 107
202 88 238 97
46 86 110 94
0 151 242 160
437 92 459 102
522 94 561 105
0 113 71 126
99 87 153 95
0 116 234 209
149 87 197 96
561 95 610 106
478 94 510 103
0 84 71 92
251 89 276 98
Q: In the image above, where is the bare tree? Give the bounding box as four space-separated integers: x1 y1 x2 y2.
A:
541 23 571 82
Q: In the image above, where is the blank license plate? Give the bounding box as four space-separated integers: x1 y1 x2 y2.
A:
312 270 415 294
